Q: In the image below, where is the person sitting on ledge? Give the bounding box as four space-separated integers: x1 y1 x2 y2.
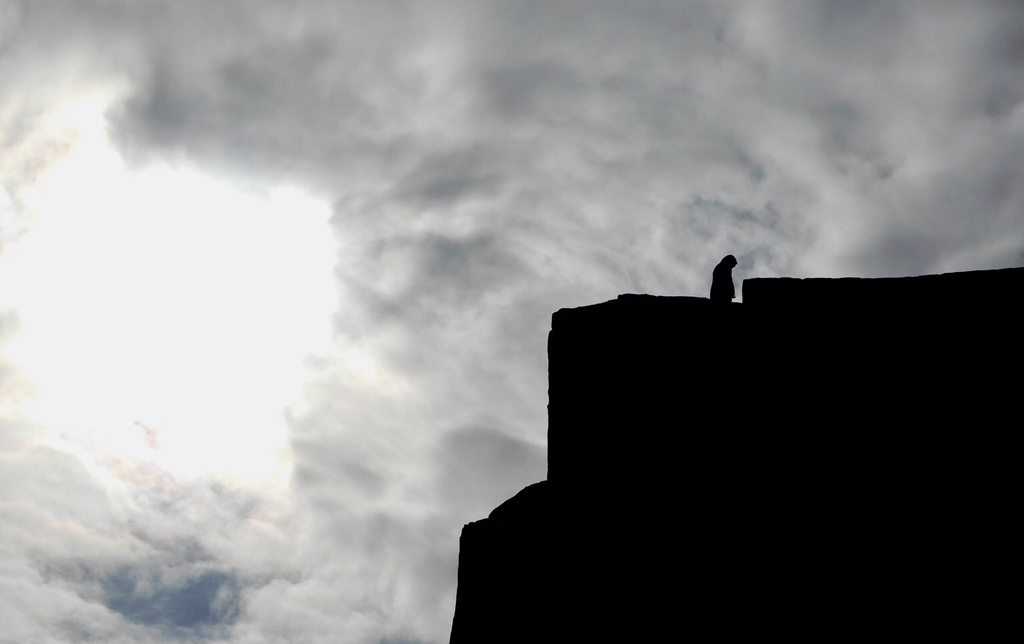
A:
710 254 738 303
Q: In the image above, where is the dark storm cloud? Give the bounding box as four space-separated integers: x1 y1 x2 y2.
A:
103 1 461 191
394 145 506 207
478 60 587 121
292 434 389 500
114 34 387 182
339 231 529 338
730 1 1024 275
436 426 545 517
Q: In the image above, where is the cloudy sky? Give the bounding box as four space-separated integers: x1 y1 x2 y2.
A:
1 1 1022 642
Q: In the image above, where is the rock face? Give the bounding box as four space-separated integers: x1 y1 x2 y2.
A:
449 267 1023 643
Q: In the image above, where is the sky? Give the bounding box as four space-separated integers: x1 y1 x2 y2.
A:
1 1 1022 642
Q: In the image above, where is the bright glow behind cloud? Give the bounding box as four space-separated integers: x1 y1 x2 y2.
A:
0 99 335 485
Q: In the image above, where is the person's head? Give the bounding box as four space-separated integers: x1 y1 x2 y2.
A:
722 254 737 268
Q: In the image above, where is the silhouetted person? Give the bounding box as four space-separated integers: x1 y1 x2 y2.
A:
710 255 737 302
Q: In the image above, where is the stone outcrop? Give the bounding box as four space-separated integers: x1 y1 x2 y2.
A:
449 267 1023 642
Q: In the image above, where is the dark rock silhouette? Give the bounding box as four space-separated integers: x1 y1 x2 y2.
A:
710 253 737 302
449 266 1023 643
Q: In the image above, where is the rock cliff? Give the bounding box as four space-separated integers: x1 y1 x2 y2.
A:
449 267 1023 642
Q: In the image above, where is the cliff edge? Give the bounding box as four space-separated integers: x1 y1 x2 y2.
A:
450 267 1023 642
